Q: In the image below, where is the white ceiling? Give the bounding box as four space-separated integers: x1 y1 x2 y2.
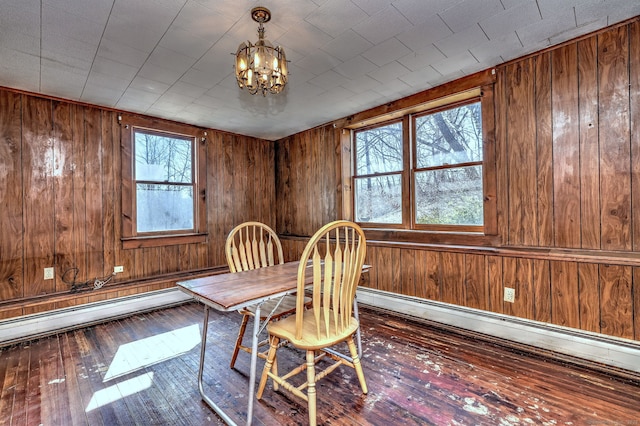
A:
1 0 638 140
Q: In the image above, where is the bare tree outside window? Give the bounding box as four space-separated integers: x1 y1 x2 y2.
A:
354 121 403 223
353 99 484 229
134 130 195 233
414 101 483 226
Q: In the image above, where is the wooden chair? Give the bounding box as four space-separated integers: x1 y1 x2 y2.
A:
225 221 298 369
256 220 368 425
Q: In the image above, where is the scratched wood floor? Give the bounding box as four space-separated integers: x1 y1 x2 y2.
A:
1 302 639 426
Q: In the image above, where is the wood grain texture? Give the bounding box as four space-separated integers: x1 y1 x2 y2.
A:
0 91 23 301
535 52 554 247
598 26 631 251
22 96 55 297
599 264 633 339
550 261 579 329
577 263 600 333
552 43 581 248
505 58 538 245
577 37 601 250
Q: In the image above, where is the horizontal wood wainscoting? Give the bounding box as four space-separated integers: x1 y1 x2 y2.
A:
0 88 277 321
281 238 640 342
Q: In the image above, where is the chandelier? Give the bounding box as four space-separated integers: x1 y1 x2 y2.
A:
235 6 288 96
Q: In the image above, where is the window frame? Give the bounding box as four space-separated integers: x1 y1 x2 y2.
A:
347 84 497 240
120 114 207 249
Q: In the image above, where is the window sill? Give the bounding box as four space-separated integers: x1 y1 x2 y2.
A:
361 228 499 247
122 233 207 249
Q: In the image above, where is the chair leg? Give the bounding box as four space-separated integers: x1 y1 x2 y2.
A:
347 337 368 394
257 335 279 399
230 314 250 368
306 350 317 426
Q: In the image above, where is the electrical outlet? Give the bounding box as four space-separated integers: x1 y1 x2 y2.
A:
504 287 515 303
44 267 55 280
113 265 124 274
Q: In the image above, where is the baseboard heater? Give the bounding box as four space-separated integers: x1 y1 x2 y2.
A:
0 288 192 347
2 287 639 377
356 288 640 376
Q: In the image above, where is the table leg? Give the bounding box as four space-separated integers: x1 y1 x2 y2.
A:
246 303 262 426
354 297 362 358
198 305 238 426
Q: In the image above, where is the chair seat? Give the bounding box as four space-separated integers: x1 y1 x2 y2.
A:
267 308 359 350
241 295 310 320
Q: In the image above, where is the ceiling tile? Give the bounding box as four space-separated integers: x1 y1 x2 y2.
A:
361 37 412 66
479 1 542 39
517 9 577 47
305 0 369 37
395 14 452 51
438 0 504 32
352 5 412 45
398 45 447 71
434 24 489 58
333 55 377 79
368 60 410 84
351 0 393 16
321 30 373 62
392 0 462 25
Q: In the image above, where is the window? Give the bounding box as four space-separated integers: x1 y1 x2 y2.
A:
351 87 495 235
134 129 195 233
121 115 207 248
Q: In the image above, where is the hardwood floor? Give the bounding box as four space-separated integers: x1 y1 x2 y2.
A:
1 302 638 425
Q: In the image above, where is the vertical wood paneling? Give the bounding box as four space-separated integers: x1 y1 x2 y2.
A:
552 43 581 248
634 267 640 340
506 58 538 245
70 107 88 283
390 247 402 294
363 245 378 290
550 261 580 329
53 102 75 292
515 258 535 320
440 252 464 305
494 68 509 244
598 26 631 251
532 259 551 323
0 91 23 300
414 249 439 300
535 52 554 247
101 111 116 280
578 263 600 333
632 20 640 251
464 254 487 310
83 108 104 279
23 96 55 297
577 37 601 250
402 249 416 297
487 256 503 313
599 264 633 339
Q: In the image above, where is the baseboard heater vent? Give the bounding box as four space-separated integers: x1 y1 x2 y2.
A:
0 288 192 347
356 288 640 376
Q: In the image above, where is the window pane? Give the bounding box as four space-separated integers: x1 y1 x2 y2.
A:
355 121 403 174
355 175 402 224
415 166 483 226
136 184 194 232
135 131 192 183
416 102 482 168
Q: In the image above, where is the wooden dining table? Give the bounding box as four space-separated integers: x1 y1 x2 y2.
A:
176 260 365 426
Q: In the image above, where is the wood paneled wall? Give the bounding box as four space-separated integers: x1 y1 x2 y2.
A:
0 90 276 319
277 18 640 342
275 124 340 236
